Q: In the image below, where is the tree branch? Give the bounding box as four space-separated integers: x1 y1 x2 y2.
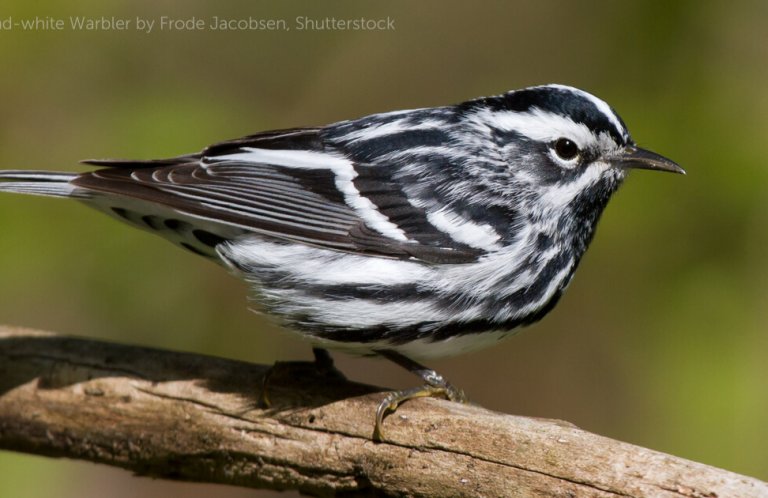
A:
0 326 765 497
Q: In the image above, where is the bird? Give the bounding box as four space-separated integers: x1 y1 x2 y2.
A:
0 84 684 439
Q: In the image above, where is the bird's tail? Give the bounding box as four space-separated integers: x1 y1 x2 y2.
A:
0 170 87 198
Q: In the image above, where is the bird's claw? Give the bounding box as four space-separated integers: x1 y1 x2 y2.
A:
373 381 467 441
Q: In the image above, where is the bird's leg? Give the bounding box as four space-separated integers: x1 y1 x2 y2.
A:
373 349 467 441
258 347 346 407
309 347 349 383
311 347 339 373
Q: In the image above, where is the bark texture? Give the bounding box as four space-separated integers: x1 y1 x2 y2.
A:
0 326 765 497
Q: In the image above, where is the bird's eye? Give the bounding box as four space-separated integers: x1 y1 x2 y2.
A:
553 138 580 161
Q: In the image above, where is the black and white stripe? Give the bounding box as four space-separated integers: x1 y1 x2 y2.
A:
0 84 669 359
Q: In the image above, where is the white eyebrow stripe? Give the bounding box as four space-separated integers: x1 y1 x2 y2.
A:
476 107 596 147
544 84 628 140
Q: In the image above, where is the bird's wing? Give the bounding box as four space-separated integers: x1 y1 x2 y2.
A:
76 128 484 264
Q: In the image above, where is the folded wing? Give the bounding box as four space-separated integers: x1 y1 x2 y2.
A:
76 128 483 264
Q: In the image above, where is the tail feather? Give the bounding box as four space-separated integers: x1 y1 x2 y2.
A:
0 170 86 198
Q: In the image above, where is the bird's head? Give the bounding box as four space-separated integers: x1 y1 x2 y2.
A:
460 84 683 217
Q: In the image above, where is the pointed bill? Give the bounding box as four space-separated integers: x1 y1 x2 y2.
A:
615 146 685 174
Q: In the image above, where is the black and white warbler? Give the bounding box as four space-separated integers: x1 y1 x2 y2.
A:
0 84 684 438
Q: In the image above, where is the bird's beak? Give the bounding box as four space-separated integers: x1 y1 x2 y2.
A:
614 146 685 175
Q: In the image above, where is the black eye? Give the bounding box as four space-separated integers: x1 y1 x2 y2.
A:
553 138 579 161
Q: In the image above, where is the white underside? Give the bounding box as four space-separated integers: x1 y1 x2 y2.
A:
297 327 518 360
217 229 568 359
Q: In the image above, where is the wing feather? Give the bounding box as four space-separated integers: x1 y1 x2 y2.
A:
74 128 484 263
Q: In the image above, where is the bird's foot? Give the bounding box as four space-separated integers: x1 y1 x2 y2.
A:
373 350 467 441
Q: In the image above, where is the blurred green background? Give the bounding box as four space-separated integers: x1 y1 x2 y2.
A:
0 1 766 496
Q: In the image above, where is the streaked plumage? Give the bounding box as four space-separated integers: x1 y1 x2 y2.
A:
0 84 683 437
